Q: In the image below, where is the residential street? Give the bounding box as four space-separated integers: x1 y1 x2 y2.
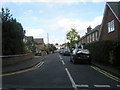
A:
2 53 120 90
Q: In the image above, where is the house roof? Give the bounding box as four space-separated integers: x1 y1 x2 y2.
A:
107 2 120 22
86 25 101 36
25 36 34 42
34 38 44 44
80 25 101 40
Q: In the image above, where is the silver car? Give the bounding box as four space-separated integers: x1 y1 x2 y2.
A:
70 49 91 64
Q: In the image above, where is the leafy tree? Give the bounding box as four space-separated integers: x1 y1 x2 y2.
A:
66 28 79 51
45 44 57 53
2 8 26 55
26 41 36 53
55 43 58 45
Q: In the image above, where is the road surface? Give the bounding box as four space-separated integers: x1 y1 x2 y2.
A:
2 53 120 90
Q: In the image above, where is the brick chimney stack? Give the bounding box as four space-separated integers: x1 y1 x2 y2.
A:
87 26 92 33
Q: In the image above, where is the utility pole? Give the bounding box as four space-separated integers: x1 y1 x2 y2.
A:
47 33 49 48
47 33 49 44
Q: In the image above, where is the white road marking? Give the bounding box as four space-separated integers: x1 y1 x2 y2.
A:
62 60 65 65
65 68 77 90
94 85 111 87
59 55 62 60
76 84 89 88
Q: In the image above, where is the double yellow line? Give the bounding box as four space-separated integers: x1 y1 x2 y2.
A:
0 61 44 77
91 66 120 82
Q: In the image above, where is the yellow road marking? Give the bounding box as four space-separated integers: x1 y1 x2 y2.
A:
91 66 120 82
1 61 44 77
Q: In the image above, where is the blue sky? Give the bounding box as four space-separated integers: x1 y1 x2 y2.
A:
1 0 118 44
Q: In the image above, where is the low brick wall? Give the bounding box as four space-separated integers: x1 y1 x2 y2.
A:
2 53 34 66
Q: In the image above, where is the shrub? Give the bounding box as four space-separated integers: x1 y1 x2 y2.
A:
109 43 120 65
84 40 120 66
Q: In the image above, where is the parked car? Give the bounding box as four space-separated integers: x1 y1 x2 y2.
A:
70 49 91 64
35 50 42 56
35 50 47 56
59 49 64 54
62 50 70 56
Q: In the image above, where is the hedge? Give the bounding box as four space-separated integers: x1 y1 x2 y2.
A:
84 40 120 66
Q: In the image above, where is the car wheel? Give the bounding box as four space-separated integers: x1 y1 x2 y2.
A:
88 61 91 64
73 59 76 64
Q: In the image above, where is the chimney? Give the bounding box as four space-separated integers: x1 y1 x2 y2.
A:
87 26 92 33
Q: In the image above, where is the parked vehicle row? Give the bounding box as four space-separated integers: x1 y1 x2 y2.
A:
56 48 91 64
58 49 70 56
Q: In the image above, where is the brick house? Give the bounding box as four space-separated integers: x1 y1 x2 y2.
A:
34 38 45 50
99 2 120 41
80 25 101 44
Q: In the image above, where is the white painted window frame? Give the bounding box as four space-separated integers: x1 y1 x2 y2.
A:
108 20 115 33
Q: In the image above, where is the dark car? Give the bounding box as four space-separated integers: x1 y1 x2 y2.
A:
70 49 91 64
62 50 70 56
59 49 64 54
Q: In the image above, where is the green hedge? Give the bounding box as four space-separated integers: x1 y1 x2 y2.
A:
84 40 120 65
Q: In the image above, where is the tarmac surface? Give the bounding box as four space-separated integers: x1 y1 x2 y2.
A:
2 54 120 78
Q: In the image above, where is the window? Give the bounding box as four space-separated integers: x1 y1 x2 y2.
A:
108 20 115 33
87 36 89 43
96 32 98 40
92 33 94 41
90 35 91 42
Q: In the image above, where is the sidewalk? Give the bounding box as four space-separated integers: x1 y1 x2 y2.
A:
2 56 45 73
92 61 120 78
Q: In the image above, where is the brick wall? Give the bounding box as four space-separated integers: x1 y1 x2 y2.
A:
2 53 34 66
100 6 120 41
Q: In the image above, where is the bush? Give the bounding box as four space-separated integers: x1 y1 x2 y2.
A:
109 43 120 65
84 40 120 66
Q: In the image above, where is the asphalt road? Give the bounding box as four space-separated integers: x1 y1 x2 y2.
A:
2 53 120 90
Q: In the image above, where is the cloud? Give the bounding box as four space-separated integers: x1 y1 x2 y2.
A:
23 15 102 44
91 15 103 27
49 36 65 44
54 15 103 37
23 10 33 15
25 28 44 38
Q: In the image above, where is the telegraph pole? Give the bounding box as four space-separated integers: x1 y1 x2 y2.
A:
47 33 49 48
47 33 49 44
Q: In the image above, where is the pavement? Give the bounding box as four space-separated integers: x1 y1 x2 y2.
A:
92 61 120 78
2 54 120 79
2 56 45 73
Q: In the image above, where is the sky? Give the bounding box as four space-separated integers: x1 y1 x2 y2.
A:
0 0 119 45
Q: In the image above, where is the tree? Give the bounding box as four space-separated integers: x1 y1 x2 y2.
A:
26 41 36 53
2 8 26 55
66 28 79 51
55 43 58 45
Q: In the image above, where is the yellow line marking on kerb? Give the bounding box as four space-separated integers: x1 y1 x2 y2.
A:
1 61 44 77
91 66 120 82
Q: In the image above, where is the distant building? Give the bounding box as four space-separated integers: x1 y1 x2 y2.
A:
23 36 34 43
23 36 34 52
55 45 61 49
80 25 101 44
34 38 45 50
99 2 120 41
